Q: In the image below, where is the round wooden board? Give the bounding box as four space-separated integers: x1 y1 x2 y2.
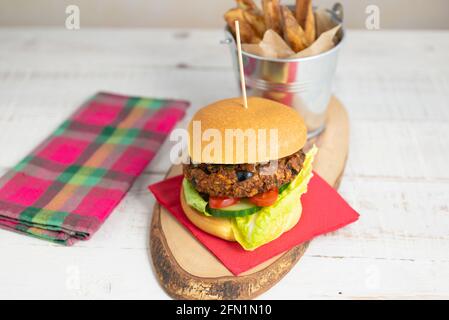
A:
150 96 349 300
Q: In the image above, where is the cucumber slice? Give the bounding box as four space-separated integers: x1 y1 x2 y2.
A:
279 182 291 194
218 200 259 212
206 200 260 218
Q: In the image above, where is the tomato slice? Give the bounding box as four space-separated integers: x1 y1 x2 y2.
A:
209 196 239 209
248 189 279 207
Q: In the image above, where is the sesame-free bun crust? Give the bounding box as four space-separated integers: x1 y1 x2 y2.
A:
180 185 303 244
188 97 307 164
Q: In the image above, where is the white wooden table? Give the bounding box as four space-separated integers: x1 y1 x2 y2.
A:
0 28 448 300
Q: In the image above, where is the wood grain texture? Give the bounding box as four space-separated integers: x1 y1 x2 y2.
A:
150 97 349 300
0 29 448 299
151 203 309 300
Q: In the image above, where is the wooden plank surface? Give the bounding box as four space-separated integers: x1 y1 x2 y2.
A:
0 28 448 299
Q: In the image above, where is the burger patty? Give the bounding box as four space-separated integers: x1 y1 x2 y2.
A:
183 150 305 198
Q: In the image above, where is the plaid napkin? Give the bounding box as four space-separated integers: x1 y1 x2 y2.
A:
0 92 189 245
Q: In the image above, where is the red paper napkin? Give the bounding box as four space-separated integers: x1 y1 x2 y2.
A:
149 173 359 275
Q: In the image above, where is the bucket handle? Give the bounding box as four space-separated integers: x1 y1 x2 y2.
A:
331 3 344 23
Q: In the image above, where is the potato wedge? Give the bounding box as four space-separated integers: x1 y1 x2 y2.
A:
295 0 309 28
281 6 309 52
243 10 266 38
296 0 316 44
225 8 261 44
262 0 282 35
236 0 258 12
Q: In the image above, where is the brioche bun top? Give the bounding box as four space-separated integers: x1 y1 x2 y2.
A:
188 97 307 164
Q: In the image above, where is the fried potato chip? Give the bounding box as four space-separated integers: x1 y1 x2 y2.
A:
296 0 316 44
281 6 309 52
262 0 282 35
225 8 261 44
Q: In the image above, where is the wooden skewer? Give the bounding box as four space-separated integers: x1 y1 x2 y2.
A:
235 20 248 109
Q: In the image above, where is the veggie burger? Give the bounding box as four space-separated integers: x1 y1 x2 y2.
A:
181 97 316 250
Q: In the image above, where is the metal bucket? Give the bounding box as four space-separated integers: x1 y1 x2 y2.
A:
224 3 345 138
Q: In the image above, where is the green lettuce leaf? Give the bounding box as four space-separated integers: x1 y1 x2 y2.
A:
182 177 210 216
232 146 317 250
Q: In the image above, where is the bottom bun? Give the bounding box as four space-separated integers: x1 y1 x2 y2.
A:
180 186 303 244
180 189 236 241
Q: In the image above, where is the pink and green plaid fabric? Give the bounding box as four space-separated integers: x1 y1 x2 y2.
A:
0 92 189 245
